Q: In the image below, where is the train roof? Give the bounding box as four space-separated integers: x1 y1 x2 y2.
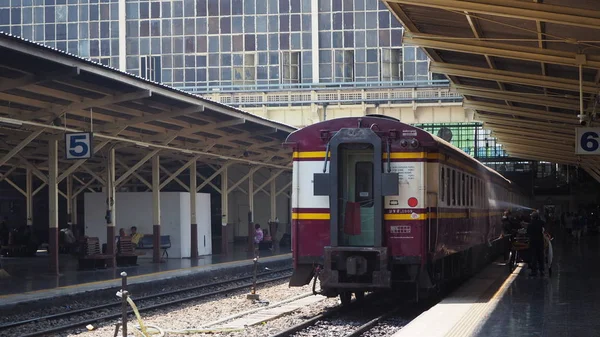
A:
286 116 513 188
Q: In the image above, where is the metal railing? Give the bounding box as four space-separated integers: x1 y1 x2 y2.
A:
176 80 463 107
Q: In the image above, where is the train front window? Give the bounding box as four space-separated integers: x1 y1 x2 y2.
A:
355 161 374 207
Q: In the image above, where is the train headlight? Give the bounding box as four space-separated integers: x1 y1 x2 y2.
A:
410 139 419 148
400 139 408 147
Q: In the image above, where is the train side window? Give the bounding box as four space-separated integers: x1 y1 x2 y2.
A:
451 169 456 206
446 167 451 206
355 161 374 207
440 167 445 204
470 176 474 207
461 173 466 207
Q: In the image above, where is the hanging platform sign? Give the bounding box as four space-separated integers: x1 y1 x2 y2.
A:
576 128 600 155
65 132 93 160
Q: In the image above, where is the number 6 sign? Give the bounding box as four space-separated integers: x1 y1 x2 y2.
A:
65 132 93 160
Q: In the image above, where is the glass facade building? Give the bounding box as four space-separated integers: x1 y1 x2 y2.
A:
0 0 439 89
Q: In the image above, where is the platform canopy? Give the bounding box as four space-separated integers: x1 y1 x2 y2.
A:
383 0 600 181
0 32 295 176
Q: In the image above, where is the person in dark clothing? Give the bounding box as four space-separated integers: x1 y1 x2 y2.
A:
527 211 545 276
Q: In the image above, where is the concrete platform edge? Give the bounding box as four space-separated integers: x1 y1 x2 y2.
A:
0 253 291 307
392 260 520 337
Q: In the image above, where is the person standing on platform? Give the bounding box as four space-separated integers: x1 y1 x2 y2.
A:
253 223 263 256
527 211 545 277
572 212 583 243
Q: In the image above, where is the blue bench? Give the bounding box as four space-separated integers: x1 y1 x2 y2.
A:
137 235 171 258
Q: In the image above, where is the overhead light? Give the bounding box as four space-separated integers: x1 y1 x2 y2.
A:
0 117 23 126
181 149 193 154
135 142 149 148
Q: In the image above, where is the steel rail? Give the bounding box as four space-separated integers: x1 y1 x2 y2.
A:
1 268 292 337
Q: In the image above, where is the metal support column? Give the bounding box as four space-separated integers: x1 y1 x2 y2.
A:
67 175 73 226
190 159 198 259
106 148 116 268
48 139 59 275
152 154 161 262
270 179 276 223
247 171 254 253
26 168 33 226
221 165 228 255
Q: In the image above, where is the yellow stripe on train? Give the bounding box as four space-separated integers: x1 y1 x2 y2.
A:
293 151 439 159
291 212 331 220
292 211 503 221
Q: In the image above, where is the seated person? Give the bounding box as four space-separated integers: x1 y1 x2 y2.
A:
130 226 143 248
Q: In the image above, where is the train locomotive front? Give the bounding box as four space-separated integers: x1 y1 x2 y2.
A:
285 115 522 302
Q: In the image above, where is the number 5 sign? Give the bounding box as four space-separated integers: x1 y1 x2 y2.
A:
65 132 93 160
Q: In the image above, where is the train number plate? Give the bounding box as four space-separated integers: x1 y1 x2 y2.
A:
390 225 411 234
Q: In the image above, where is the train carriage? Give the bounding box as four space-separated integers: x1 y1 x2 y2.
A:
284 115 529 303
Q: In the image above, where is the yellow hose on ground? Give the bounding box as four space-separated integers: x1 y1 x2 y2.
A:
124 297 245 336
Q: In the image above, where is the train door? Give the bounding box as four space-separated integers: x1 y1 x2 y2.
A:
338 145 375 247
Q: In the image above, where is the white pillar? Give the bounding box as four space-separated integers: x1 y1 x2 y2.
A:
311 0 320 83
270 179 277 221
221 165 229 254
67 175 73 223
26 168 33 226
118 0 126 71
190 159 198 258
247 170 254 252
48 139 59 274
152 154 161 262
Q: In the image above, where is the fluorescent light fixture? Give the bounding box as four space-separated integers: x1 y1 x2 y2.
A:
134 142 149 148
181 149 194 154
0 117 23 126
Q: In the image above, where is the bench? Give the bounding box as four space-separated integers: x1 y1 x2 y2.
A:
116 237 145 267
137 235 171 258
78 237 112 270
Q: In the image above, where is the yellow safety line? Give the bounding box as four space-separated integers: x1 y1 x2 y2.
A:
292 151 439 159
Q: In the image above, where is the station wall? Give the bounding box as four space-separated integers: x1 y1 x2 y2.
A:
84 192 211 258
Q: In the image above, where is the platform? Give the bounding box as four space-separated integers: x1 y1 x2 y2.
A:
0 243 290 306
394 234 600 337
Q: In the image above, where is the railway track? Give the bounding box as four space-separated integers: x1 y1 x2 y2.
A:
271 292 431 337
0 267 293 337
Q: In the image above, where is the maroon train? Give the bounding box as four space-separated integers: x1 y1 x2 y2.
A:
284 115 529 303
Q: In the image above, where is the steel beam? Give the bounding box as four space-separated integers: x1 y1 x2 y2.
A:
196 171 221 193
0 129 45 168
30 90 152 120
96 105 204 132
73 176 97 198
276 181 292 196
159 157 199 190
477 115 577 134
0 67 79 92
405 33 600 69
197 163 232 192
253 170 285 196
48 138 59 275
464 100 576 124
453 84 581 111
385 0 600 30
489 129 574 144
115 158 152 190
152 154 161 263
115 149 161 187
430 63 598 94
227 166 260 194
82 164 106 185
0 116 292 170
